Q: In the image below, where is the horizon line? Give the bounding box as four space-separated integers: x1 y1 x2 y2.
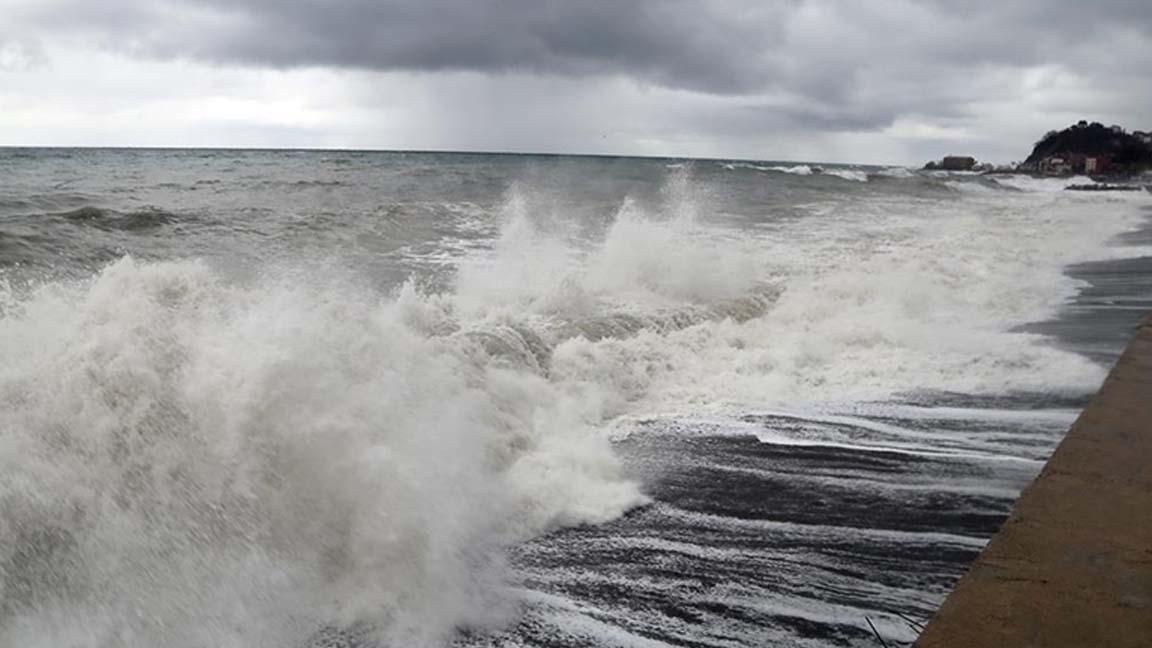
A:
0 144 903 168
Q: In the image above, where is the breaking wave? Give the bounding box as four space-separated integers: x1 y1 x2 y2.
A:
768 164 814 176
0 256 648 648
758 165 868 182
1 166 1148 647
821 168 868 182
0 174 768 647
877 167 915 178
988 174 1094 193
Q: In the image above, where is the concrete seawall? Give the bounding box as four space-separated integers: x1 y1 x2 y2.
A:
916 316 1152 647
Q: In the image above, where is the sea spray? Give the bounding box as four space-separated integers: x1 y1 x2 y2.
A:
0 257 644 647
0 171 785 645
0 172 779 647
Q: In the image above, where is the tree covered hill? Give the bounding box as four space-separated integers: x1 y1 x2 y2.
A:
1024 121 1151 169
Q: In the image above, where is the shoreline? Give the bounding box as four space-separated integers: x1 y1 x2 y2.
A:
1025 206 1152 364
915 313 1152 646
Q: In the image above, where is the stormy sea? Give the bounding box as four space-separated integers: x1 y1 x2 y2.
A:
1 148 1149 648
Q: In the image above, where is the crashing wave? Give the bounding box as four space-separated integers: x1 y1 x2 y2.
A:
821 168 869 182
768 164 814 176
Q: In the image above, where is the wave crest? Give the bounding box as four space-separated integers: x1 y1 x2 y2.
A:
58 205 179 230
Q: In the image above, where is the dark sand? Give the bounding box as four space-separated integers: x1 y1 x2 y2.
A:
916 315 1152 647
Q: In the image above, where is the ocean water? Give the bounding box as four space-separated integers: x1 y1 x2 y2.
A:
0 148 1149 647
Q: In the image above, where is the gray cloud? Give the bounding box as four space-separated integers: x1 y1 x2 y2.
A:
16 0 1147 95
3 0 1152 159
14 0 792 94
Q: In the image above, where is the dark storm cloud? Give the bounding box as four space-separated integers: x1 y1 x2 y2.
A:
6 0 1152 146
14 0 790 94
17 0 1147 96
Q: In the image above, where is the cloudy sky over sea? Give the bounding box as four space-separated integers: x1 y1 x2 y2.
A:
2 0 1150 164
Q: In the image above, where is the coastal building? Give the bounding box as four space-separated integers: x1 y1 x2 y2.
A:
1040 156 1068 175
1020 121 1149 176
1037 153 1111 175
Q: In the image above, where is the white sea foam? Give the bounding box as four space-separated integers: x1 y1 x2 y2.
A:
768 164 814 175
0 257 645 647
878 167 915 178
822 168 869 182
722 162 774 172
767 163 867 180
944 179 999 194
418 170 1148 419
545 187 1149 418
989 174 1093 192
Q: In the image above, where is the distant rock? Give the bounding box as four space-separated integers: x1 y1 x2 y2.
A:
923 155 977 171
941 156 977 171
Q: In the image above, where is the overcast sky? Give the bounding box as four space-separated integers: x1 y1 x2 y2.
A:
1 0 1150 164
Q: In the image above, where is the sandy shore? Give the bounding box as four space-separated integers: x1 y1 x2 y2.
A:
916 315 1152 647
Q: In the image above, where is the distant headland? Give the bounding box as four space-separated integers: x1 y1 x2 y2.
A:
924 121 1152 180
